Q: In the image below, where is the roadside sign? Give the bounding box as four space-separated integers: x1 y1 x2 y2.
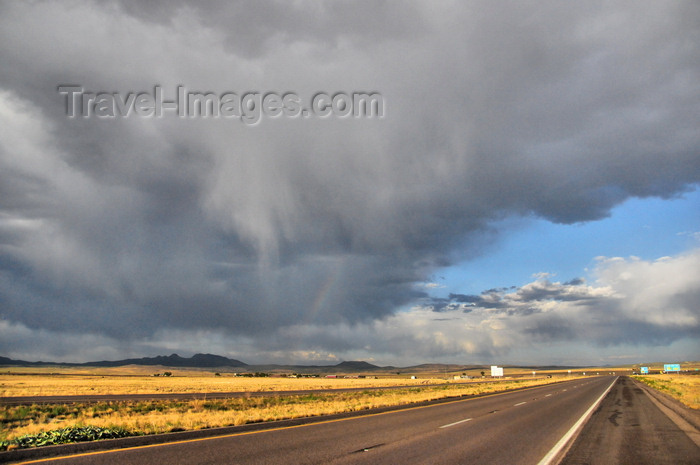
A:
640 367 649 374
664 364 681 372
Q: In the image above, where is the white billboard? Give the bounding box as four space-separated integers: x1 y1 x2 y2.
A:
491 365 504 377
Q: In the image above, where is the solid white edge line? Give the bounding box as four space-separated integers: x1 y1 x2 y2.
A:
440 418 472 428
536 377 618 465
514 402 527 406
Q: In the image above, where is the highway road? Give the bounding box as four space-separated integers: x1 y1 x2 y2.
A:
560 376 699 465
8 376 699 465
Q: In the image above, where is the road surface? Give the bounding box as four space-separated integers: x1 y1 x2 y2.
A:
7 376 698 464
561 376 699 464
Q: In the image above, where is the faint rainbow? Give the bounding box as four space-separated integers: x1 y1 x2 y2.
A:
305 259 345 323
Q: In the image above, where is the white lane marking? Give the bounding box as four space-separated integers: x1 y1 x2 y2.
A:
537 377 618 465
545 394 552 397
514 402 527 406
440 418 472 428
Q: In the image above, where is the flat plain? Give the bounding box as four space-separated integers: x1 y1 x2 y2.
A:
1 362 697 451
1 365 581 447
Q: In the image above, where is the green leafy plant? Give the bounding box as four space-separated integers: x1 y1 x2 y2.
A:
0 426 137 451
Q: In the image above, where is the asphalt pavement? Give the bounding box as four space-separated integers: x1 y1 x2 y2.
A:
4 376 614 464
4 376 698 465
560 376 699 465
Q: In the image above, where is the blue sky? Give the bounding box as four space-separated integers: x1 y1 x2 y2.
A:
436 189 700 297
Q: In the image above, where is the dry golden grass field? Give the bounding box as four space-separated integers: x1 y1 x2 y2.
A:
0 372 447 397
0 374 526 398
0 375 576 444
0 363 626 397
0 364 590 397
633 374 700 410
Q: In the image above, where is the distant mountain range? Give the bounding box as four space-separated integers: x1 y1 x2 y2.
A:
91 353 249 368
0 354 386 372
0 353 248 368
0 354 591 373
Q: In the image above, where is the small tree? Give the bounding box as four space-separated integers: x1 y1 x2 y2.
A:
163 371 172 377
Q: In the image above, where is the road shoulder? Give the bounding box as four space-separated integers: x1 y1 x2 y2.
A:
560 376 699 465
631 377 700 448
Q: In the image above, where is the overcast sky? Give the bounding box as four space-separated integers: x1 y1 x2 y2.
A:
0 1 698 366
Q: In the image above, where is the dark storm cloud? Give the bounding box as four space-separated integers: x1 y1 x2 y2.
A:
522 317 576 342
448 292 507 309
0 1 698 362
116 0 428 57
442 279 596 311
431 279 591 315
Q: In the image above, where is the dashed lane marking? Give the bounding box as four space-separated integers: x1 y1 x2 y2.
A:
440 418 473 428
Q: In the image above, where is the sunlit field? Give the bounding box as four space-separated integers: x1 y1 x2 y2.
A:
0 365 585 397
3 363 696 451
1 376 577 448
633 374 700 410
0 373 476 397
